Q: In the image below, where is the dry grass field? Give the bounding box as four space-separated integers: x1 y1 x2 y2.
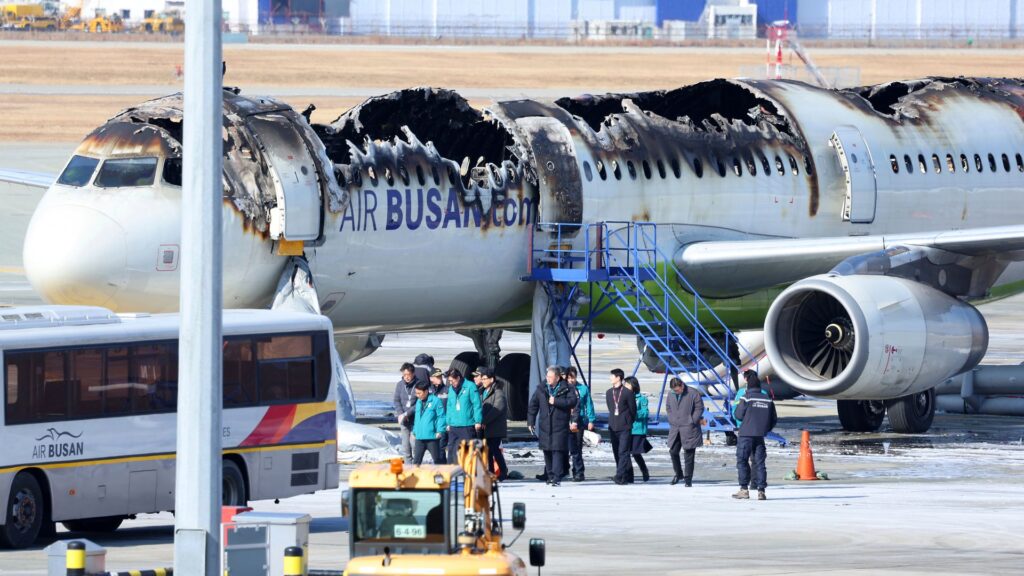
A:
2 42 1023 142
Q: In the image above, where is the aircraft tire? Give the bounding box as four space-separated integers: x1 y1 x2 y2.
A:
497 353 531 421
886 388 936 434
449 351 480 381
0 472 45 548
62 516 124 533
836 399 885 432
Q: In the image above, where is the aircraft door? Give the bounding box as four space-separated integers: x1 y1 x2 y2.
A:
831 126 877 224
247 114 323 242
513 117 583 230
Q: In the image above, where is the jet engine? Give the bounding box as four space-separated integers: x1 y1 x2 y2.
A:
763 274 987 400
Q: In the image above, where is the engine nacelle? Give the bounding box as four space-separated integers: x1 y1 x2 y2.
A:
763 274 987 400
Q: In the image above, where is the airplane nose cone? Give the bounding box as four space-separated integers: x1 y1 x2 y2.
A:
23 204 127 308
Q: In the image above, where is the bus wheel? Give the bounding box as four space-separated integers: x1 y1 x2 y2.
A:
62 516 123 533
223 460 247 506
1 472 45 548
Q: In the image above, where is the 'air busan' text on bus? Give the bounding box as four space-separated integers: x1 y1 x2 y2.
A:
340 188 536 232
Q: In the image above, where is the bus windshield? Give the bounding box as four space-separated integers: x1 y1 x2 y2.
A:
352 490 445 543
94 157 158 188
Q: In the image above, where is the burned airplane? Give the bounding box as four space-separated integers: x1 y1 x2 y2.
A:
6 76 1024 433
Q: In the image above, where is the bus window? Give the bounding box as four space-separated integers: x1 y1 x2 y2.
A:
5 351 68 424
132 342 176 411
70 348 104 418
224 339 256 407
105 347 132 415
258 334 315 402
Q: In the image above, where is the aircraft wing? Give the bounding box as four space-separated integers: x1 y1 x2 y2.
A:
676 224 1024 298
0 169 55 189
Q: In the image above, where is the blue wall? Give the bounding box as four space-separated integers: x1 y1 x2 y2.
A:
757 0 797 24
656 0 706 25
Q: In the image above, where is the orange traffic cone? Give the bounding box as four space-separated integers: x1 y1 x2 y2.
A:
796 430 819 480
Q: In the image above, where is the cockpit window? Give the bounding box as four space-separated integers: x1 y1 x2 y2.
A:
57 155 100 187
163 157 182 186
94 157 158 188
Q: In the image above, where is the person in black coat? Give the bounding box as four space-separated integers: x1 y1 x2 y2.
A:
733 370 778 501
527 365 576 486
477 367 509 481
666 377 704 486
605 368 637 485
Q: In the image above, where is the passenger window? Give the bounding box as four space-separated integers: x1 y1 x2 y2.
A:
1002 154 1011 172
626 160 637 180
416 165 426 186
788 154 800 175
945 154 955 173
641 159 652 179
931 154 941 174
775 155 785 175
988 153 997 172
582 161 593 182
804 156 814 176
612 160 622 180
961 154 970 172
669 157 681 178
732 157 743 177
94 157 158 188
162 157 182 186
744 152 757 176
596 160 607 181
692 158 703 178
759 152 771 175
904 154 913 173
975 154 983 172
1017 153 1024 172
5 351 66 424
655 159 667 179
57 155 101 187
890 154 899 174
917 154 927 174
714 156 726 177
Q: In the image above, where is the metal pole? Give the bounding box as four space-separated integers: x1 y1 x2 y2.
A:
174 0 223 574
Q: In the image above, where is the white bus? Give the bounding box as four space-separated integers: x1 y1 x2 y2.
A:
0 306 341 548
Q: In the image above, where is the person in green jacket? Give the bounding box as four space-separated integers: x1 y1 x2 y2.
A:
625 376 651 483
411 381 447 465
445 368 482 465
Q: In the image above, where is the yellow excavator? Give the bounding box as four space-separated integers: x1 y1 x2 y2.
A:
343 440 546 575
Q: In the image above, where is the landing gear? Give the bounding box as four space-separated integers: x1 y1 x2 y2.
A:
452 329 531 420
449 351 481 379
496 353 531 421
837 399 886 432
886 388 936 434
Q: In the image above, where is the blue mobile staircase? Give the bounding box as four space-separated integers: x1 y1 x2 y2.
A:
525 221 782 443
